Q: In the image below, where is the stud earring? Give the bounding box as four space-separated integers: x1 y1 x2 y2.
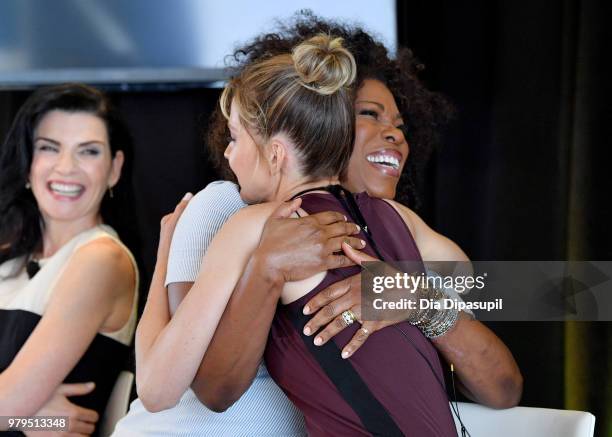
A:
25 181 31 189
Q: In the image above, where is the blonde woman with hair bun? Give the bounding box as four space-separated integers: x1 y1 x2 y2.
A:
217 33 357 194
292 34 356 94
135 34 458 435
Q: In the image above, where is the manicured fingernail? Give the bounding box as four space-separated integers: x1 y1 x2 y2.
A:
342 351 350 359
303 305 311 315
343 215 348 221
360 239 366 247
314 337 323 346
182 192 193 201
87 382 95 388
355 224 360 233
303 326 311 336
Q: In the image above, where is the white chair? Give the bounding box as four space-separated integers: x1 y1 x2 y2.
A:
99 370 134 437
451 402 595 437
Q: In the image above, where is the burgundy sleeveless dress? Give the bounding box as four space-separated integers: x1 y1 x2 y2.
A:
264 191 457 437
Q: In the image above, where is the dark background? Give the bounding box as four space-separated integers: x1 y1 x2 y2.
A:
1 0 610 434
396 1 612 434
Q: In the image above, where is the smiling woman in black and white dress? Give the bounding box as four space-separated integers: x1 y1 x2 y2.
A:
0 84 138 437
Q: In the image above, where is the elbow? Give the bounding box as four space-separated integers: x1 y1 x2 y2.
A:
136 376 180 413
503 370 524 408
192 381 244 413
199 396 234 414
487 371 524 409
138 388 179 413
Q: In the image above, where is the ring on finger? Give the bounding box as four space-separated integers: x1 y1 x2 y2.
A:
360 327 370 336
341 309 356 326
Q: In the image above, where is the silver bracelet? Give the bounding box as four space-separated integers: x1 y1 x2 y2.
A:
407 285 445 325
408 284 459 338
421 307 459 339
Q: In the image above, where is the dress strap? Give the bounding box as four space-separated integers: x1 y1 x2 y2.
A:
289 185 336 200
290 185 386 261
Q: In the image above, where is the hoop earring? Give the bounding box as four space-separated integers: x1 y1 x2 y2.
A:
108 186 114 198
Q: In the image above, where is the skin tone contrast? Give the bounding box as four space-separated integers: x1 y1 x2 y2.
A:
139 80 521 414
184 80 522 410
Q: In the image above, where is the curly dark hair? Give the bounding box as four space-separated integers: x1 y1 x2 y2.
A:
207 11 453 209
0 83 137 270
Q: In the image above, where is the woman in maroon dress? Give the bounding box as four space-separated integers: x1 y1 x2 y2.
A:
137 32 465 436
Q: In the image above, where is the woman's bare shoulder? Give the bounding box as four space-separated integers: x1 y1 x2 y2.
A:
382 199 468 262
65 237 135 298
381 198 418 235
224 201 284 228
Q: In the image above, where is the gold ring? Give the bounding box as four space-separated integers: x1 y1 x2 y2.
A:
341 310 356 326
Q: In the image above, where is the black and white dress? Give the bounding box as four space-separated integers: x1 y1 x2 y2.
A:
0 225 139 436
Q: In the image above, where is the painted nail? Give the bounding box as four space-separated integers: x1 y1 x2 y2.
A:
303 326 311 336
361 239 366 247
314 337 323 346
303 305 311 315
342 351 350 359
182 192 193 201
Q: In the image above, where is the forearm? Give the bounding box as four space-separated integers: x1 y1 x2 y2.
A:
433 313 523 408
135 263 175 410
402 209 523 407
136 265 170 359
136 263 214 412
0 375 37 417
136 287 227 411
191 252 282 411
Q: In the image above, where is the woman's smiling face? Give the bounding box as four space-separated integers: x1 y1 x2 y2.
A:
343 79 409 200
29 110 123 225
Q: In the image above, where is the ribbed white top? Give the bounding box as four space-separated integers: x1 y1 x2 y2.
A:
113 181 305 436
165 181 247 285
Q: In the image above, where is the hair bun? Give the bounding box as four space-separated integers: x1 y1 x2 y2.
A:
292 34 356 95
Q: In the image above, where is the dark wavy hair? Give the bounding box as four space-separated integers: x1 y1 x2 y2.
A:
0 83 137 269
207 11 454 209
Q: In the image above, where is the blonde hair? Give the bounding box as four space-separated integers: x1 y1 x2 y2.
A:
220 34 356 179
